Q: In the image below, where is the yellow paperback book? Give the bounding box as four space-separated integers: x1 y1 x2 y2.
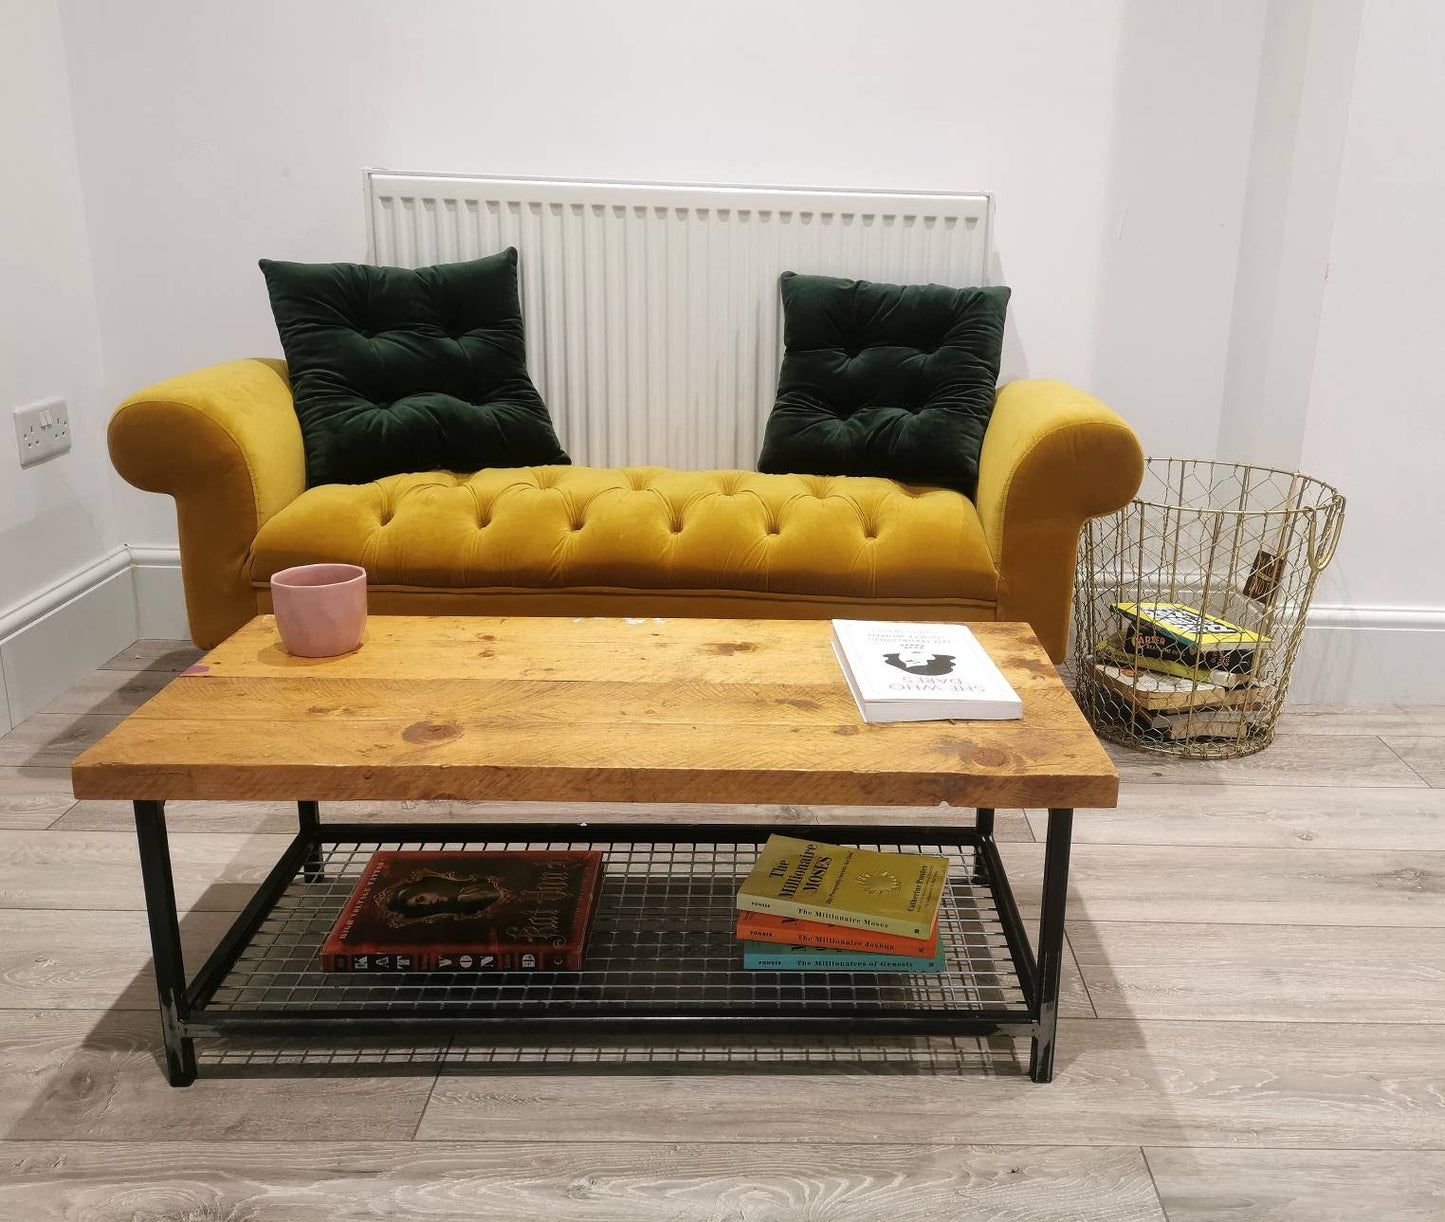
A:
736 835 947 939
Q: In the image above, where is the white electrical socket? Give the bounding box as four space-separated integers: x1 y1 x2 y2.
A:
13 398 72 467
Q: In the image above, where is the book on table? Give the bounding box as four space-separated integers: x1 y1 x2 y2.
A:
736 910 939 957
736 834 947 942
830 619 1022 723
741 943 947 972
320 850 604 972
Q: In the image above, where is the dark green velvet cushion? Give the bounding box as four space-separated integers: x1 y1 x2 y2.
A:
757 272 1011 498
259 250 568 486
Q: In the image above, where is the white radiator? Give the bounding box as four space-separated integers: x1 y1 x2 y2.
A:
365 172 993 471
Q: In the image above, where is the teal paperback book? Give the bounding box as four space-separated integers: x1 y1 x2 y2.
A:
742 942 946 972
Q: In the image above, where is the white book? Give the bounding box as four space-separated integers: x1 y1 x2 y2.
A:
830 620 1023 723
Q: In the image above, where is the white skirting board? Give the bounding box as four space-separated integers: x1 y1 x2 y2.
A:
0 548 1440 726
1289 605 1445 705
0 546 144 728
129 545 189 640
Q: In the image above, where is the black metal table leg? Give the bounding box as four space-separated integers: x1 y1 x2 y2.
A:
971 808 995 882
1029 807 1073 1083
133 800 197 1087
298 801 323 882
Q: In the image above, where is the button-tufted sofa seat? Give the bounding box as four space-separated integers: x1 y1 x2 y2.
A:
108 358 1143 661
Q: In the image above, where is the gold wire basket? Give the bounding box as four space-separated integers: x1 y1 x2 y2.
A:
1072 458 1345 759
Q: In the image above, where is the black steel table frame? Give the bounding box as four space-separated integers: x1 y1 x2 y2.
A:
131 799 1074 1087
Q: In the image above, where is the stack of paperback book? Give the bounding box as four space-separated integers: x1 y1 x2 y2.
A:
1088 601 1272 741
735 834 949 972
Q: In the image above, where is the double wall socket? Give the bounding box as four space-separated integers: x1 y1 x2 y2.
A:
14 398 71 467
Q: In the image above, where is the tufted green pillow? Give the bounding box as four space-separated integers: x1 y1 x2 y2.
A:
259 250 569 487
757 272 1010 498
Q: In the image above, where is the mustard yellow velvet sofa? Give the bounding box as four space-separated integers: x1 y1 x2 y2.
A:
108 358 1143 661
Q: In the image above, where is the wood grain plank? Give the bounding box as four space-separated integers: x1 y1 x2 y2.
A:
72 616 1116 808
996 841 1445 926
73 716 1116 807
1034 784 1445 850
1381 736 1445 787
1068 921 1445 1021
134 672 1091 727
0 767 75 829
421 1020 1445 1148
198 616 1050 687
0 909 238 1008
1108 734 1425 789
0 829 292 911
100 639 202 672
1145 1147 1445 1221
0 1141 1167 1222
51 798 1035 840
0 1009 438 1141
0 715 123 768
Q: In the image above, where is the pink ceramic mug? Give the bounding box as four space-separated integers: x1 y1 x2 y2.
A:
270 563 368 657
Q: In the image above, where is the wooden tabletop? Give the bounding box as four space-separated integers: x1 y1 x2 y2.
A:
70 616 1117 809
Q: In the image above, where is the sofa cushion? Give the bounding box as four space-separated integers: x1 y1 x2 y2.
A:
259 250 569 487
249 466 998 605
757 272 1010 499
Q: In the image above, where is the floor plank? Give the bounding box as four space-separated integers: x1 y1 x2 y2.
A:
1279 704 1445 737
997 841 1445 926
420 1019 1445 1148
1036 784 1445 850
0 1009 439 1142
0 1140 1167 1222
1068 921 1445 1021
50 798 1035 839
36 669 173 717
1145 1147 1445 1221
0 767 75 830
0 909 237 1008
0 714 124 768
1381 737 1445 787
1108 734 1425 789
0 830 290 911
100 640 203 672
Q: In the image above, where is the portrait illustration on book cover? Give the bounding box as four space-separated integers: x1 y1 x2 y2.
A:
377 868 514 928
882 651 957 676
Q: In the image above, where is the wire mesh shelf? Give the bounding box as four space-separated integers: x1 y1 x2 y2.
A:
200 835 1029 1019
1074 457 1345 759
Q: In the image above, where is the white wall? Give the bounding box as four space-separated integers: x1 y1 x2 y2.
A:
0 0 131 727
1216 0 1361 469
0 0 117 611
1303 0 1445 610
1289 0 1445 702
56 0 1268 549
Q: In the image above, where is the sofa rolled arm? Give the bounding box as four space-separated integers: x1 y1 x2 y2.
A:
975 379 1144 662
109 358 305 647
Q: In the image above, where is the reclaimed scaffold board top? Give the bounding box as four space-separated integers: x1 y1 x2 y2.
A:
71 616 1118 809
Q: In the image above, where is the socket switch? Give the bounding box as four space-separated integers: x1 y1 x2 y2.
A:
14 398 71 467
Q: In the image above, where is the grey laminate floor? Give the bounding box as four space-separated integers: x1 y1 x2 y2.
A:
0 640 1442 1220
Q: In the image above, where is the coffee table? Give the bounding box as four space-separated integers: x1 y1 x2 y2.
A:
71 615 1117 1087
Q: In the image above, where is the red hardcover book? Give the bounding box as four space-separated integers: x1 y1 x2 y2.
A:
320 850 604 972
735 910 939 957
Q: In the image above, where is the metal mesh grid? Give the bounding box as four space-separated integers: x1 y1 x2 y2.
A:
1073 458 1344 759
204 836 1029 1017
